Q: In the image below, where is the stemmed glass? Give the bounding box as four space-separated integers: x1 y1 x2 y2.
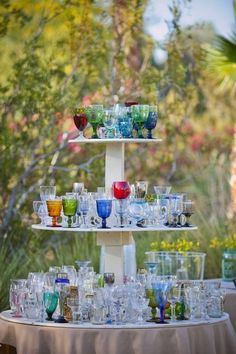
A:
86 105 104 138
182 200 195 227
33 201 48 225
103 109 116 138
73 107 88 139
43 291 59 321
131 105 149 138
96 199 112 229
145 105 158 139
46 198 62 227
128 199 147 227
78 195 90 228
112 181 131 228
73 182 84 195
167 286 179 322
152 281 170 324
169 195 183 227
62 195 77 228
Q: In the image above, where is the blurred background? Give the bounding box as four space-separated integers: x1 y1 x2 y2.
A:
0 0 236 309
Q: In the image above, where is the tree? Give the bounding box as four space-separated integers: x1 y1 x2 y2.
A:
205 0 236 218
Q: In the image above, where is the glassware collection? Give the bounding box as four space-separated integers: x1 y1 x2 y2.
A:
9 262 226 325
72 103 158 139
33 182 195 229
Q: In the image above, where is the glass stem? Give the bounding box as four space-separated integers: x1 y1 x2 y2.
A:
147 129 152 139
102 218 106 228
52 216 57 227
68 216 72 228
159 304 165 323
137 125 143 138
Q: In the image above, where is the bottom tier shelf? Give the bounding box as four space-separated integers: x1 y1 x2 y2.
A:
32 224 198 232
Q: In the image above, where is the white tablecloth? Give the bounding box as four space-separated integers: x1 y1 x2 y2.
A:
0 311 235 354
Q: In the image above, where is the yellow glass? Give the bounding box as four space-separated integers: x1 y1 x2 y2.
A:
46 200 62 227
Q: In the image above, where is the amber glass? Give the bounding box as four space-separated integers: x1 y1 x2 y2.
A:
46 200 62 227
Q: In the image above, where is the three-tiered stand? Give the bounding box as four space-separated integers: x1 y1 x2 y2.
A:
32 137 197 283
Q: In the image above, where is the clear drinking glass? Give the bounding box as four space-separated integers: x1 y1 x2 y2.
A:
33 201 48 225
40 186 56 201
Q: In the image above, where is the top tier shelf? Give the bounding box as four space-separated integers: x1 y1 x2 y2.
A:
68 138 162 144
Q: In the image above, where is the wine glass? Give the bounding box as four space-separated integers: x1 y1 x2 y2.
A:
112 181 131 199
86 105 104 138
73 107 88 139
62 195 77 228
40 186 56 201
46 198 62 227
33 201 48 225
43 291 59 321
78 195 90 228
145 105 158 139
96 199 112 229
152 281 170 324
73 182 84 195
114 199 129 228
131 105 149 138
118 116 133 138
182 200 195 227
103 109 116 138
169 195 183 227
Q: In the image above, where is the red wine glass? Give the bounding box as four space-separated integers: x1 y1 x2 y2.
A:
112 181 131 228
112 181 131 200
73 109 88 139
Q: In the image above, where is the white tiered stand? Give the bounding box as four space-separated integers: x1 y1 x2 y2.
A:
32 138 197 283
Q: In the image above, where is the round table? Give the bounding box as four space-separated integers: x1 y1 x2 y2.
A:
0 311 235 354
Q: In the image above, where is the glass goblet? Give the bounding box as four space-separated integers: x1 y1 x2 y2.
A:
152 281 170 324
46 199 62 227
114 199 128 228
103 109 116 138
86 105 104 139
78 195 90 228
118 116 133 138
33 201 48 225
145 105 158 139
62 196 77 228
40 185 56 201
131 104 149 138
128 199 146 227
73 107 88 139
96 199 112 229
182 200 195 227
112 181 131 200
43 291 59 321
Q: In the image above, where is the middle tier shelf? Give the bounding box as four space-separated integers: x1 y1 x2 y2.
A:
68 138 162 144
32 224 197 232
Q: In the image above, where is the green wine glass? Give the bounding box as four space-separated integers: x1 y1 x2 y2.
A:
43 291 59 321
62 196 77 228
85 105 104 138
131 105 149 138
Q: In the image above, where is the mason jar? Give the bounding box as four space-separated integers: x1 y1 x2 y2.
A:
222 250 236 281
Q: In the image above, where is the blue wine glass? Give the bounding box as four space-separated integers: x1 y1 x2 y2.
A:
152 281 170 324
96 199 112 229
145 105 158 139
118 117 133 138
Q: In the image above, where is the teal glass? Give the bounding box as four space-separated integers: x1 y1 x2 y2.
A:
103 109 116 138
118 117 133 138
131 105 149 138
85 105 104 138
43 291 59 321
